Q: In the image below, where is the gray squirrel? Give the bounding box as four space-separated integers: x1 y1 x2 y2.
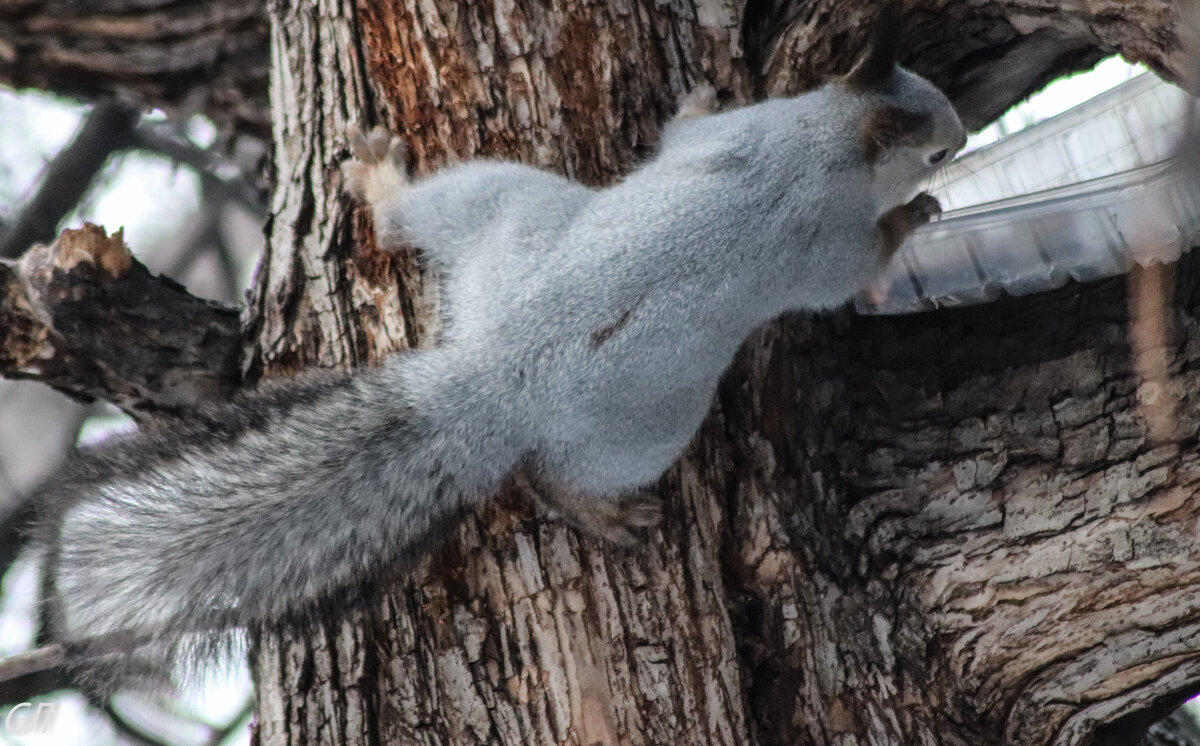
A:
29 23 965 681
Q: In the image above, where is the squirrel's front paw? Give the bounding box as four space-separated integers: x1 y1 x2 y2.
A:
906 192 942 223
341 124 409 205
877 192 943 259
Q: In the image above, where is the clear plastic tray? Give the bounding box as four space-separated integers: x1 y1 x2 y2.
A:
936 73 1190 210
858 73 1199 315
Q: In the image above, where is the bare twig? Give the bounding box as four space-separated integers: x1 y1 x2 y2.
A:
103 702 176 746
0 643 65 684
131 121 266 214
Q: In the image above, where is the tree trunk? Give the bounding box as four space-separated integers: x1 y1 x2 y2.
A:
248 1 1200 745
11 0 1197 743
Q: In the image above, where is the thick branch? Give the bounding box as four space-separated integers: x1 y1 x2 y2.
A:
0 224 242 416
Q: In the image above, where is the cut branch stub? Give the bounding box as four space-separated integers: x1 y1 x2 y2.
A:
0 224 242 416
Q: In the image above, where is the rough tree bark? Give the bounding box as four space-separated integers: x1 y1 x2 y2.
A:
4 0 1200 745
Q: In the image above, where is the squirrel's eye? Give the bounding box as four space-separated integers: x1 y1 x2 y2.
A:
928 149 950 165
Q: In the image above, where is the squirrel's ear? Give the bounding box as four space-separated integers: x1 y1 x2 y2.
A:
844 6 902 90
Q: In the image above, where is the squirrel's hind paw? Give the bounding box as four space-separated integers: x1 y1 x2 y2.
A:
674 84 719 121
564 495 663 546
575 494 663 546
342 124 409 205
520 471 663 545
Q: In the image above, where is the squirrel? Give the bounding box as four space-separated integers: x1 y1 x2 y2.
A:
27 19 965 684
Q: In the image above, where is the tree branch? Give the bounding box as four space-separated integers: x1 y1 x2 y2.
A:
0 224 242 416
0 644 64 686
103 702 177 746
130 121 266 215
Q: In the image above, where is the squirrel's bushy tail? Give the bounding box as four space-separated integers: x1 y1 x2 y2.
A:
35 356 514 678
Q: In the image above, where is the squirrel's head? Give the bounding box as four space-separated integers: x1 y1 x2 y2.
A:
838 9 967 209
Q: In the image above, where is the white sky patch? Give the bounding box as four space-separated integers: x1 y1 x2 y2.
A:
76 406 136 446
69 150 201 261
0 554 38 656
0 90 81 215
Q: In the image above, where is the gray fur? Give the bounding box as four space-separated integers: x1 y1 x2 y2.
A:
38 62 963 677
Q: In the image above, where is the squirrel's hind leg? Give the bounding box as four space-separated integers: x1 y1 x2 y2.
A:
342 125 411 250
516 470 662 545
672 84 719 121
